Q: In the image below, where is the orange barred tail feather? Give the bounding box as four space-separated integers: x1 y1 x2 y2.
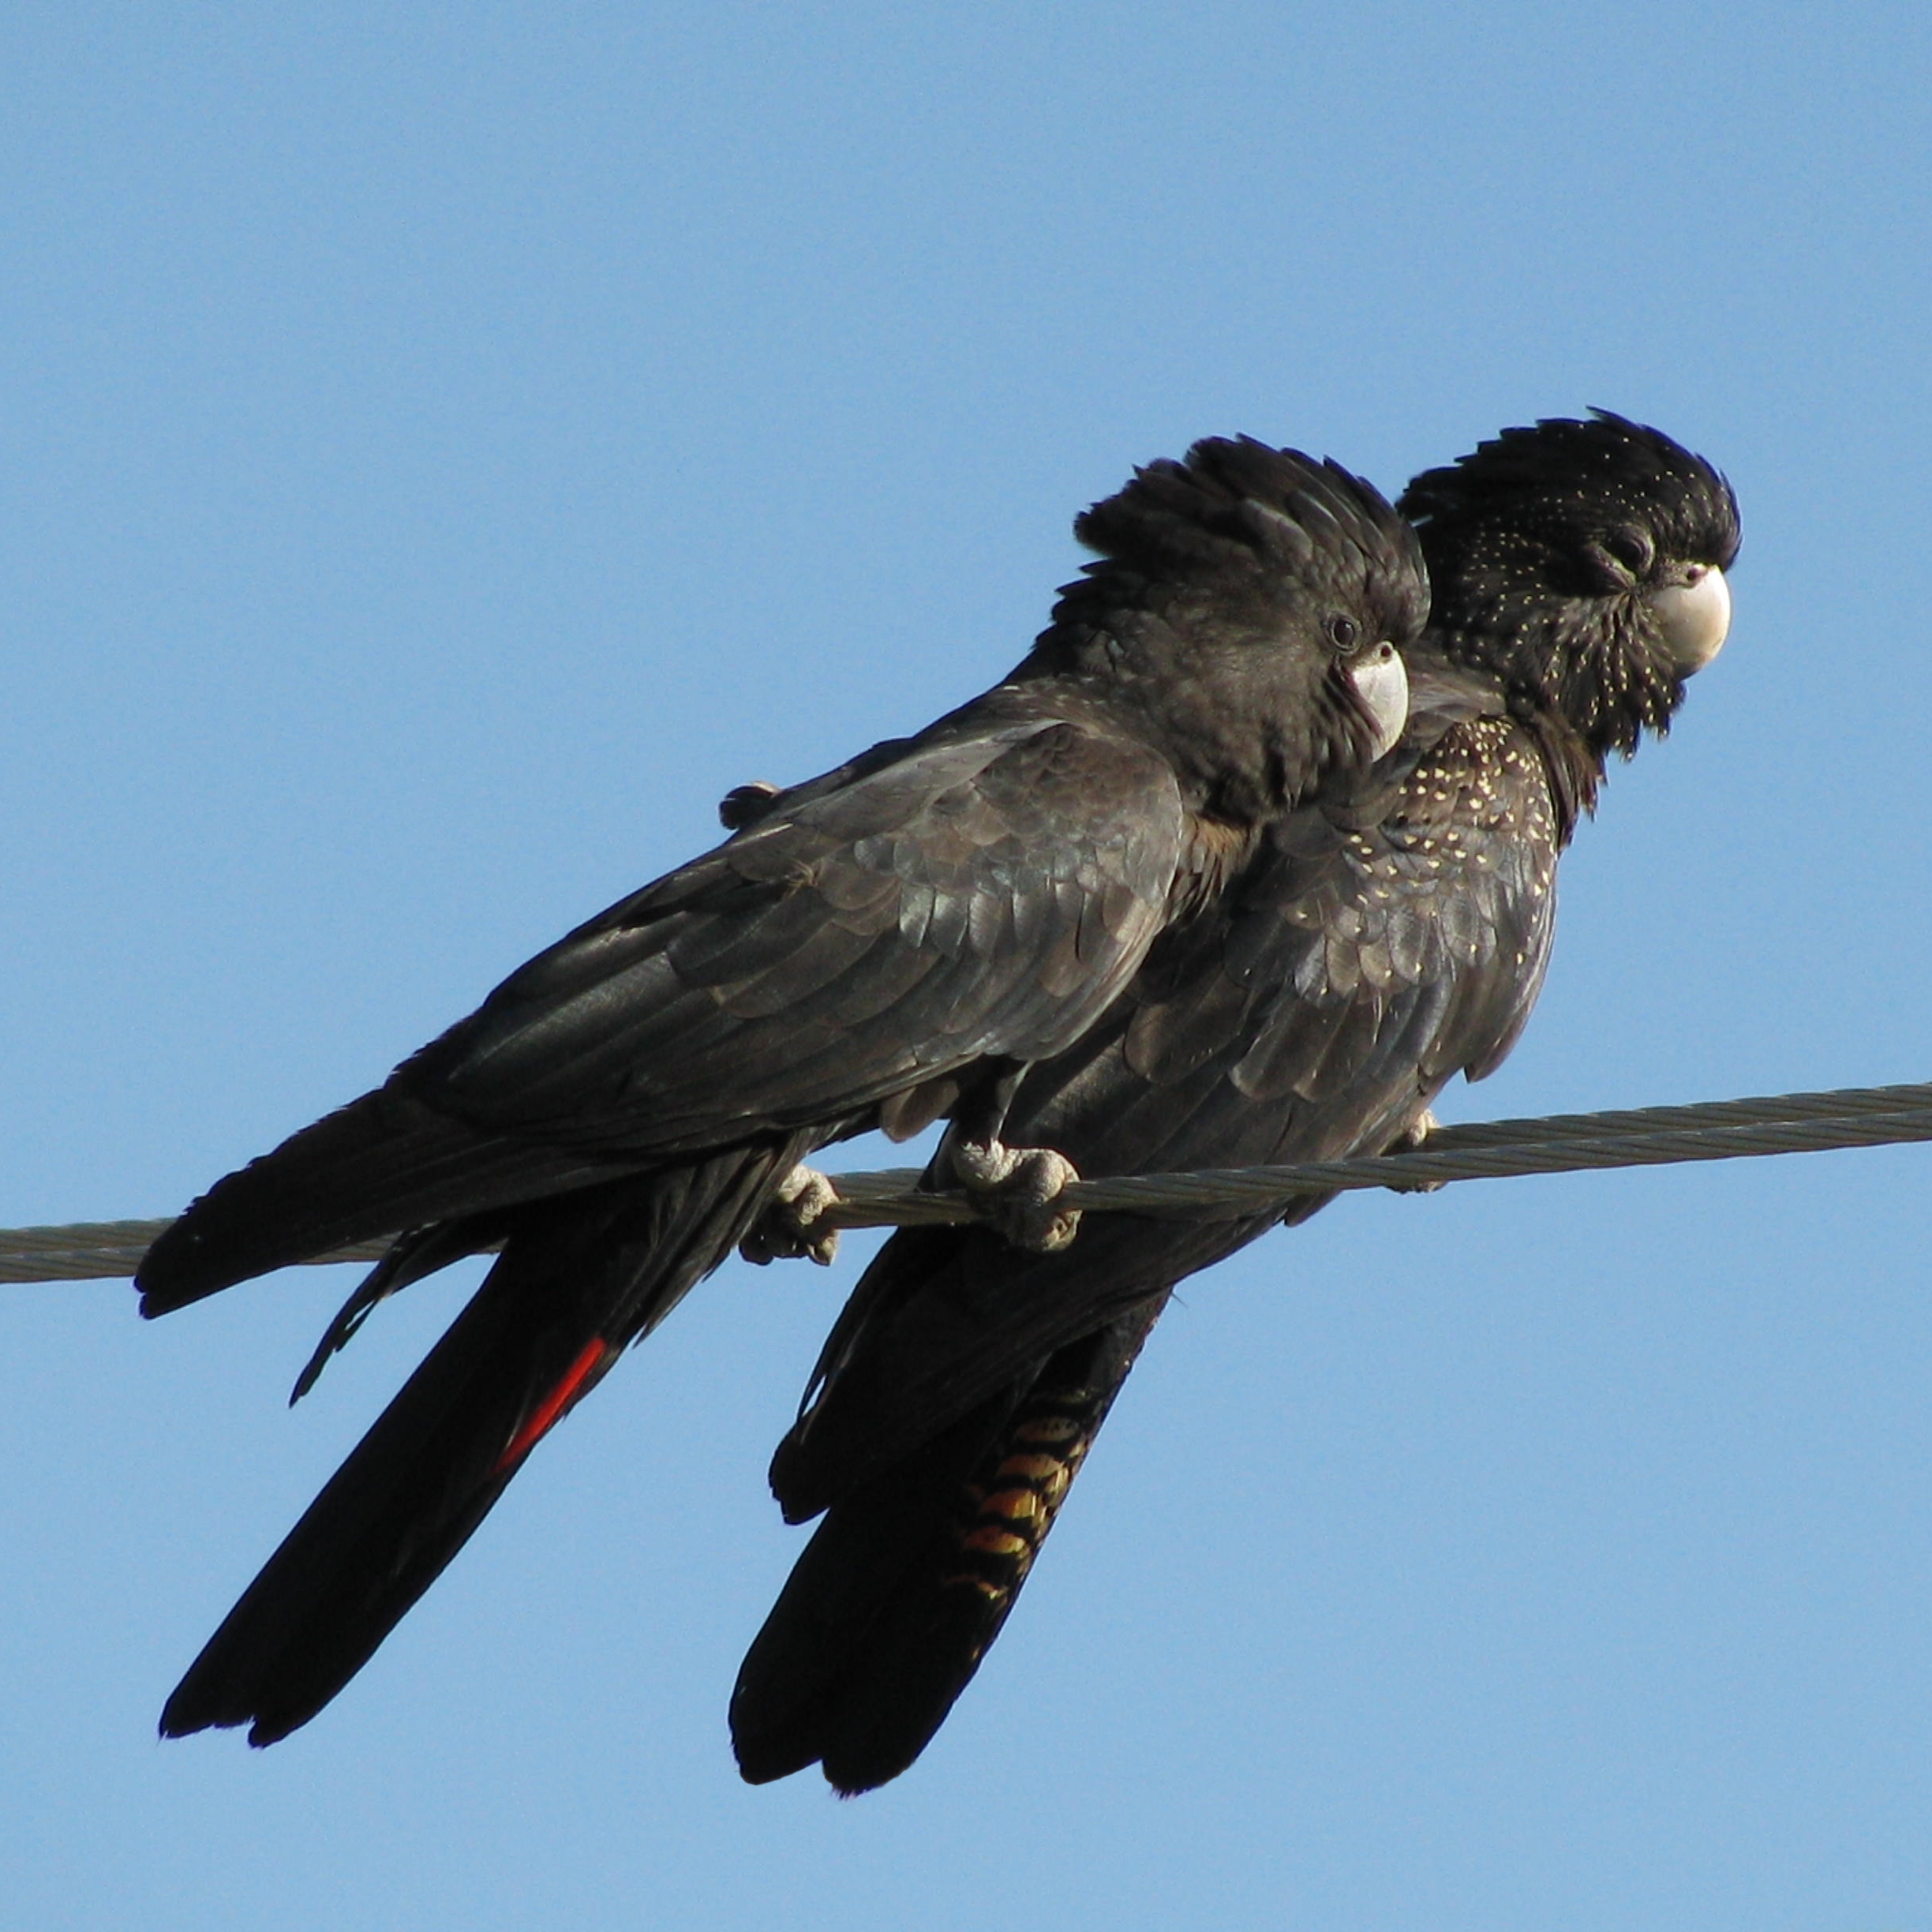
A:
732 1298 1162 1793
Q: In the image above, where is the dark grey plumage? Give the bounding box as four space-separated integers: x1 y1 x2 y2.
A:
141 437 1426 1747
731 412 1740 1794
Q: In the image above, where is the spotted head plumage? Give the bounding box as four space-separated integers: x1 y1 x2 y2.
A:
1399 410 1740 762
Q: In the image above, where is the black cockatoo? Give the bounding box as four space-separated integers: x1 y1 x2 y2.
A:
144 438 1425 1745
731 411 1740 1794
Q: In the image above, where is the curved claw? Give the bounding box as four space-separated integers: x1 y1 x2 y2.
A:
740 1164 842 1267
949 1136 1083 1253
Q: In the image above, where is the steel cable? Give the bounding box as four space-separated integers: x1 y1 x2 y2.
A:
5 1078 1928 1284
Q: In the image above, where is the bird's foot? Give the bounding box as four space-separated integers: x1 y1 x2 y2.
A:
718 780 782 830
740 1164 842 1267
1384 1109 1445 1193
949 1136 1083 1253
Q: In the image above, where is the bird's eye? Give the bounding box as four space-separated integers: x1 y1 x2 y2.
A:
1324 615 1361 653
1604 526 1656 577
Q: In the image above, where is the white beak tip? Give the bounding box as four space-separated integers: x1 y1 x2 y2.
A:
1650 566 1732 673
1349 642 1410 758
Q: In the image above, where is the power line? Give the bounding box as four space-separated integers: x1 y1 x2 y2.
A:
5 1077 1928 1286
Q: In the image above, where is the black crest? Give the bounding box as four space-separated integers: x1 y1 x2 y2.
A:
1400 411 1739 759
1056 436 1428 649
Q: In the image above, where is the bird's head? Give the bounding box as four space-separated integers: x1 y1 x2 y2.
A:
1039 437 1428 822
1399 410 1740 761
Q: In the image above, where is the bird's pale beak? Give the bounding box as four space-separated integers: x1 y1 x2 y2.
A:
1348 642 1410 758
1649 566 1732 673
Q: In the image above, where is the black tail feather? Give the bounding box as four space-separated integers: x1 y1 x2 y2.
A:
732 1298 1163 1792
290 1217 511 1405
162 1141 810 1744
137 1084 639 1316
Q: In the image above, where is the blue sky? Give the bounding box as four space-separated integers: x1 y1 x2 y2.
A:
6 6 1932 1927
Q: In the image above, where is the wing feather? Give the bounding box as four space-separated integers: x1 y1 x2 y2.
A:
771 699 1566 1516
142 706 1193 1305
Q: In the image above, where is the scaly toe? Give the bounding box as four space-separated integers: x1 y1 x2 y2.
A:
1385 1109 1444 1193
951 1139 1083 1252
739 1164 842 1267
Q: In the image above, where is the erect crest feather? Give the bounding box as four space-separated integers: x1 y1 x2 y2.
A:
1072 436 1425 616
1398 411 1739 762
